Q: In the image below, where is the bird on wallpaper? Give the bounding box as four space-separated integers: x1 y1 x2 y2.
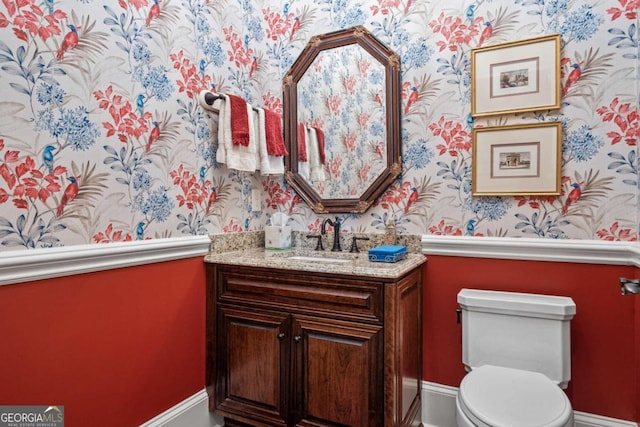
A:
404 86 419 114
205 187 217 215
145 121 160 152
146 0 160 26
199 166 207 184
283 3 290 14
478 21 493 46
56 24 79 61
405 187 419 214
136 94 145 117
244 35 250 49
466 113 474 129
563 63 582 96
466 4 476 22
56 176 80 217
249 56 258 77
290 17 301 41
42 145 56 174
136 221 145 240
466 219 476 236
244 218 250 231
199 59 207 75
562 182 582 215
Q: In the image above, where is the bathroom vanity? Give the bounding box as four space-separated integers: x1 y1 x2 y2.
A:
205 248 425 426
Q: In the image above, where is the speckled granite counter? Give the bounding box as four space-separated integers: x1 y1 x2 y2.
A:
204 247 426 279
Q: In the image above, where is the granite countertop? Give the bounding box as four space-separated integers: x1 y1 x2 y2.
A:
204 247 426 279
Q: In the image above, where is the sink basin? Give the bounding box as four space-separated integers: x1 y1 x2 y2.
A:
286 255 352 264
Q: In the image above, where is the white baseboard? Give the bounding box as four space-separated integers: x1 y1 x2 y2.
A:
421 381 638 427
142 384 638 427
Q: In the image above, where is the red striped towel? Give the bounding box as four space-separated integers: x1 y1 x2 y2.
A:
297 123 307 162
312 127 326 165
264 109 287 156
228 94 250 146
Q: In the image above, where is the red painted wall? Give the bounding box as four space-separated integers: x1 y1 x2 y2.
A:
0 257 206 427
422 255 639 421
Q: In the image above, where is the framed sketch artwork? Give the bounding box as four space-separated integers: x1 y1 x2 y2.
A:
471 34 561 117
472 122 562 196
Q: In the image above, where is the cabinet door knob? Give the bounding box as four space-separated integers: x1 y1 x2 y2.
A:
277 332 286 340
294 335 302 343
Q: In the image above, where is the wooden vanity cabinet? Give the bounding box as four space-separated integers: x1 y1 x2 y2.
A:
206 263 422 427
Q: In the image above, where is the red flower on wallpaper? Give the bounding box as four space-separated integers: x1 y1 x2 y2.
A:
325 94 342 116
325 157 342 178
370 0 400 16
514 194 559 210
429 117 472 156
262 91 283 114
170 164 210 210
171 50 212 99
428 12 482 52
94 85 153 143
262 7 292 41
378 181 411 210
93 223 133 243
0 0 66 42
343 132 357 152
596 221 637 241
262 178 293 210
606 0 639 20
428 219 463 236
223 219 243 233
596 97 639 146
224 26 253 68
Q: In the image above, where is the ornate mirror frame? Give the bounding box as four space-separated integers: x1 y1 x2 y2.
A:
283 26 401 214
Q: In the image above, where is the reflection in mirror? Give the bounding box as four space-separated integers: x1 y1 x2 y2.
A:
283 26 401 214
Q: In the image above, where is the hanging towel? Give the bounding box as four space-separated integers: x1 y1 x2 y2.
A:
307 127 327 182
255 108 285 175
298 126 311 181
264 109 287 156
224 102 257 172
312 126 326 165
228 94 251 146
214 94 230 165
297 122 308 162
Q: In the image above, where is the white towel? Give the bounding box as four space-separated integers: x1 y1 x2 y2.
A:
225 103 257 172
308 127 327 182
298 127 310 181
214 94 257 172
254 108 285 175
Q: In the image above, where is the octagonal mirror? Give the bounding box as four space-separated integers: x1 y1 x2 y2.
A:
283 26 401 214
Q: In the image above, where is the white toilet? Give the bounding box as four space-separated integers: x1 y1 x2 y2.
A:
456 289 576 427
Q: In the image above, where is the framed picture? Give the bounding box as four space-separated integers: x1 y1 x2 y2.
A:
472 122 562 196
471 34 560 117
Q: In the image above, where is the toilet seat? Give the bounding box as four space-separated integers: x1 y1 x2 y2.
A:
458 365 573 427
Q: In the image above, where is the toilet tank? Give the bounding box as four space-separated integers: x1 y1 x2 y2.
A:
457 289 576 388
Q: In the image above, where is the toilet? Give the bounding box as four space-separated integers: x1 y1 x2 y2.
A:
456 289 576 427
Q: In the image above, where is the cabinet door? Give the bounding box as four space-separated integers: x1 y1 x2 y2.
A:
291 315 383 427
216 304 290 427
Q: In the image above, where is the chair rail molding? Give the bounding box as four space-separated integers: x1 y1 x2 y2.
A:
0 235 211 286
422 235 640 266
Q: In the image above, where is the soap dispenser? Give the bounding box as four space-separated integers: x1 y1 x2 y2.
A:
384 219 397 245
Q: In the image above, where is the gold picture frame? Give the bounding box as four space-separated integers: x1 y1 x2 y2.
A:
472 122 562 196
471 34 561 117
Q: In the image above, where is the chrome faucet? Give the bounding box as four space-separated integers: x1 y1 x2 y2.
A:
321 216 342 252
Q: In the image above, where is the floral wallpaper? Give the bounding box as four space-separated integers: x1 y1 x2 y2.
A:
296 42 388 199
0 0 637 250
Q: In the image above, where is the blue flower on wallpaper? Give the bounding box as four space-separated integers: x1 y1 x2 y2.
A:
134 65 174 101
370 122 384 137
552 4 604 42
36 106 100 151
133 171 152 190
133 43 152 63
545 0 569 16
246 16 264 42
564 125 604 162
389 30 410 52
134 186 175 222
404 139 435 170
36 83 64 107
403 39 434 70
196 16 210 33
201 38 225 67
338 4 366 28
465 196 510 221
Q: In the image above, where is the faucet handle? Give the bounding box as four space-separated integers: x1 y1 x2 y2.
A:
306 234 324 251
349 236 370 253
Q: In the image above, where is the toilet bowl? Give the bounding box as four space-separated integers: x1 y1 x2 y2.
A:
455 365 574 427
456 289 576 427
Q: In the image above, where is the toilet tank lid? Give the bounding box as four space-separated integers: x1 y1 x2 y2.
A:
458 289 576 320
